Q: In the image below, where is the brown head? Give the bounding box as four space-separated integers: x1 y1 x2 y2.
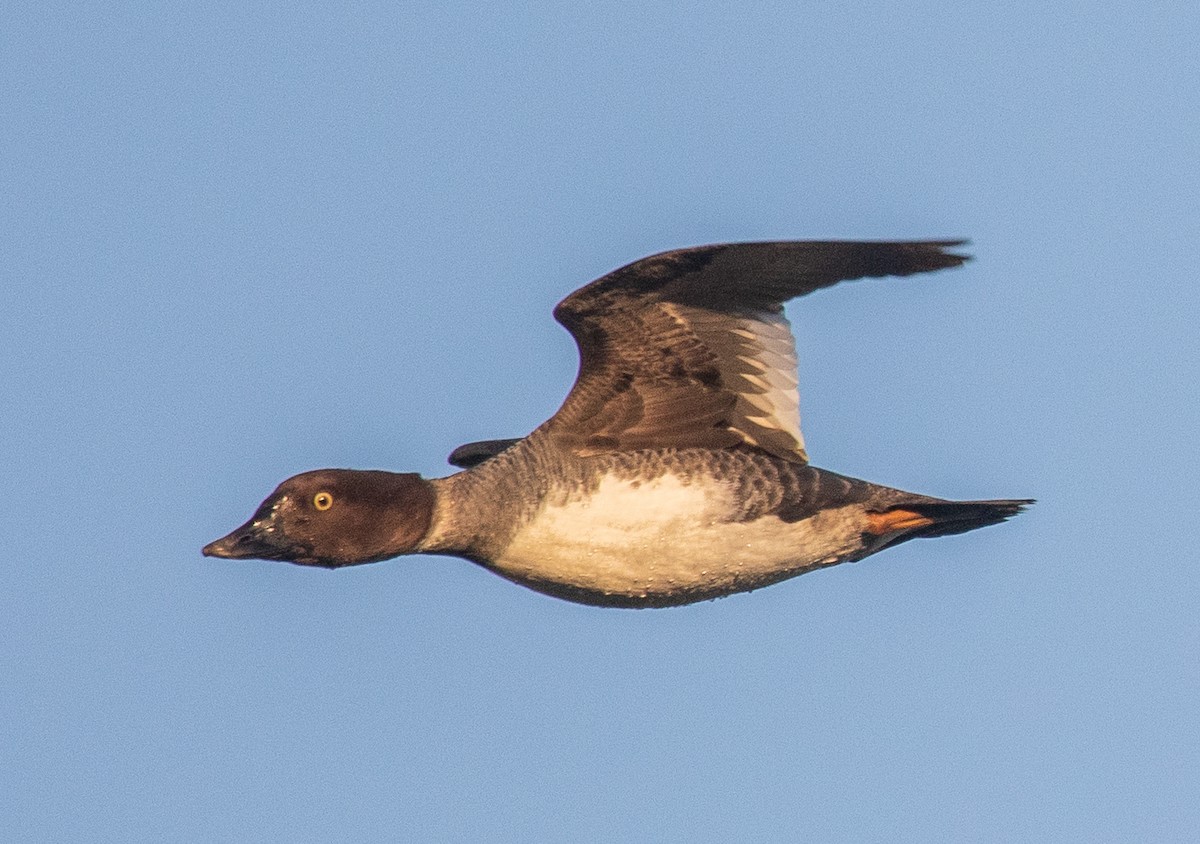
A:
202 469 435 568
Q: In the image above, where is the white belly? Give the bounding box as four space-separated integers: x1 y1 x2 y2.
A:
491 471 865 604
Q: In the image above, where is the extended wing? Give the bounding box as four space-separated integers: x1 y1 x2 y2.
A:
545 240 968 463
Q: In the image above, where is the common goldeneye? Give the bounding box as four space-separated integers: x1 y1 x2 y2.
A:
204 241 1030 607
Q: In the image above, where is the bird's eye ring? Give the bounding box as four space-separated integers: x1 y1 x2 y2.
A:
313 492 334 511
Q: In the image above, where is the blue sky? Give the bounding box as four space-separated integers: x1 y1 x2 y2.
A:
3 1 1198 840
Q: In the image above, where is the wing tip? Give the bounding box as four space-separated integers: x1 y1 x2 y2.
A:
447 438 521 469
895 239 973 273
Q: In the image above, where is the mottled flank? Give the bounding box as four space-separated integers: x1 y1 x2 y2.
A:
205 240 1029 608
418 436 1029 607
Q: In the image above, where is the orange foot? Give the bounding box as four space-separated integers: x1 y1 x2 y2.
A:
865 509 936 535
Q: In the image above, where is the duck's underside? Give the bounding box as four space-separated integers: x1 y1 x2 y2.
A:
453 458 1030 608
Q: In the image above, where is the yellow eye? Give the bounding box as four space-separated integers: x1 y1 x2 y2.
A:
313 492 334 511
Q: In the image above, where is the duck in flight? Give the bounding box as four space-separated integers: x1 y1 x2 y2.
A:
204 241 1030 607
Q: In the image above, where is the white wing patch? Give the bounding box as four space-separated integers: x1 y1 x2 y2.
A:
726 311 805 459
669 304 807 462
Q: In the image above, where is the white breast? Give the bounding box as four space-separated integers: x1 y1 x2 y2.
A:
492 471 866 602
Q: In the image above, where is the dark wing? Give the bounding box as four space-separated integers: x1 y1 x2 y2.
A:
546 240 969 462
448 438 522 469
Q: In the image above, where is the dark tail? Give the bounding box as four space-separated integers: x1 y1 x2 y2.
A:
905 498 1033 539
861 498 1033 556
